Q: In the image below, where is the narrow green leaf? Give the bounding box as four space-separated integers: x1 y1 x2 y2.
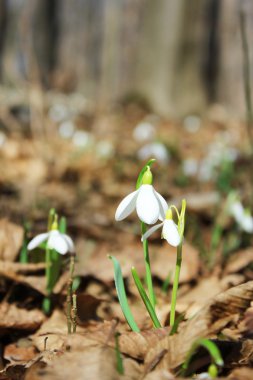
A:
109 256 140 332
131 267 161 328
169 313 184 335
136 158 156 189
59 216 67 233
182 338 224 375
115 332 124 375
48 208 56 231
162 270 172 294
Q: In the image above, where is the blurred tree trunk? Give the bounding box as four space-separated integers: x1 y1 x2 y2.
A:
134 0 211 117
217 0 253 118
0 0 252 119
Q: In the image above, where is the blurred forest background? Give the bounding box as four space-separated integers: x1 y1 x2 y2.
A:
0 0 251 119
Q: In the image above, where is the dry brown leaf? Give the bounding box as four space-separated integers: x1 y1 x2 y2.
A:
151 242 199 283
144 281 253 372
225 248 253 274
0 219 23 262
0 302 45 331
27 346 119 380
78 240 199 285
4 340 37 362
229 367 253 380
119 328 170 360
0 261 47 295
143 369 175 380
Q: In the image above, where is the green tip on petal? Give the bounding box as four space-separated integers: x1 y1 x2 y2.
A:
165 208 173 220
51 214 58 231
142 166 153 185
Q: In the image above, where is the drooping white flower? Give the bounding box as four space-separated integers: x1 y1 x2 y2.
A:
142 209 181 247
28 230 75 255
230 200 253 233
115 167 167 225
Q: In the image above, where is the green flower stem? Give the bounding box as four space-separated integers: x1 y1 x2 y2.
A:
42 247 52 314
170 242 182 327
132 267 161 328
141 222 156 309
67 255 75 334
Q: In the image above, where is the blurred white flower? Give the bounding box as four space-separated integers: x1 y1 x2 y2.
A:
0 131 6 147
28 230 75 255
183 115 201 133
138 142 170 164
49 104 69 123
59 120 75 139
230 201 253 233
182 158 198 177
96 140 114 159
133 122 156 142
72 130 94 149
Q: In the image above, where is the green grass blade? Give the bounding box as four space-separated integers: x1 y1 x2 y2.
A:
136 159 156 189
182 338 224 375
131 266 161 328
115 332 124 375
59 216 67 233
109 256 140 332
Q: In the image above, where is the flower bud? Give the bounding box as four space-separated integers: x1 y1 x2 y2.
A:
208 364 218 379
142 167 153 185
51 215 58 231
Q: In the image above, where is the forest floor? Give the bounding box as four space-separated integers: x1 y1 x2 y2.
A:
0 90 253 379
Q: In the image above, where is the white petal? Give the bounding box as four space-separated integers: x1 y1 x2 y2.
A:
155 191 168 220
62 234 75 253
27 232 49 250
162 220 181 247
136 185 160 224
47 231 68 255
241 215 253 233
115 189 139 221
141 222 164 241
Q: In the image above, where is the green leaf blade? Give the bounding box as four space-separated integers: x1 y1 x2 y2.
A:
131 266 161 328
109 255 140 333
136 159 156 189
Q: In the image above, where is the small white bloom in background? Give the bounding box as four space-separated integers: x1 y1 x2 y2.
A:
138 142 170 164
48 104 69 123
59 120 75 139
133 121 156 142
95 140 115 159
198 158 213 182
0 131 6 147
230 200 253 233
72 130 94 149
115 167 167 225
183 115 201 133
142 208 181 247
182 158 199 177
28 230 75 255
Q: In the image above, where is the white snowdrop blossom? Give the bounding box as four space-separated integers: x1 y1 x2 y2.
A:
28 230 75 255
137 142 170 164
230 200 253 233
115 167 167 225
141 209 181 247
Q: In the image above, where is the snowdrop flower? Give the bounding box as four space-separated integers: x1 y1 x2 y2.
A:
28 224 75 255
142 208 181 247
230 200 253 233
137 142 170 164
115 167 167 225
133 121 156 142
